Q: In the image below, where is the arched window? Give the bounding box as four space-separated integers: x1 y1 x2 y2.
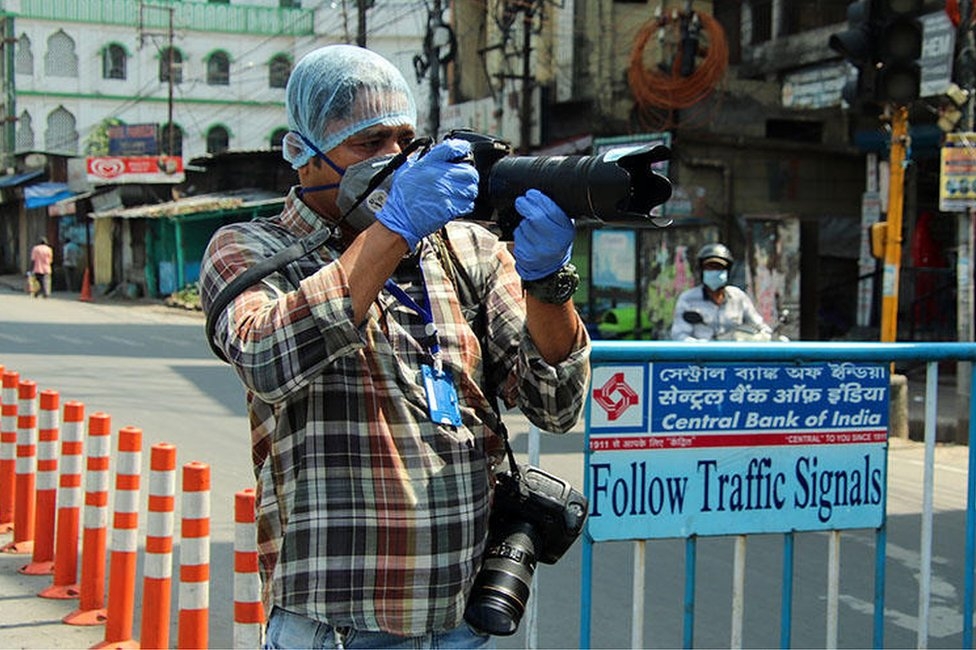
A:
270 127 288 149
159 47 183 84
16 111 34 151
15 34 33 76
269 54 291 89
103 43 127 80
45 106 78 154
159 123 184 156
45 30 78 78
207 126 230 154
207 51 230 86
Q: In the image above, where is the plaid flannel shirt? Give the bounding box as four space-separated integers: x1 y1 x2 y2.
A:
200 189 590 636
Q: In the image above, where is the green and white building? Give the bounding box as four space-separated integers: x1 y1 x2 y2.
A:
0 0 430 163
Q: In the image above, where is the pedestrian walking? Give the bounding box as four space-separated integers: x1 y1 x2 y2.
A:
30 237 54 298
62 237 81 292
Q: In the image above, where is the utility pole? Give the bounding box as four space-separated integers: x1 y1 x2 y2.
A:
357 0 367 47
0 15 15 173
139 2 176 155
957 0 974 441
879 105 909 342
167 6 174 156
427 0 442 140
518 3 534 153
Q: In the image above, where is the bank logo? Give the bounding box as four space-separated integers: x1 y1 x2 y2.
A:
593 372 639 421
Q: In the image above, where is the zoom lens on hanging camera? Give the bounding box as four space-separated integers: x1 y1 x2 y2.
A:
464 464 588 636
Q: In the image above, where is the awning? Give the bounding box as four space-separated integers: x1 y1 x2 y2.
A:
24 182 76 209
0 169 44 188
89 189 284 221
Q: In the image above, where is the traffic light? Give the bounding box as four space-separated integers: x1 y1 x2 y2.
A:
828 0 923 107
875 0 923 105
828 0 879 108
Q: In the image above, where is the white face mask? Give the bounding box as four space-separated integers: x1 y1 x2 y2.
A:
703 269 728 291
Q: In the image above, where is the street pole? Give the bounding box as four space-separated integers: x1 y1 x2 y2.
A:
1 15 15 173
880 105 909 343
519 2 534 153
427 0 442 140
958 0 974 441
357 0 367 47
167 6 174 156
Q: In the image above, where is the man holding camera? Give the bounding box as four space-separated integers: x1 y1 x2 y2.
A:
199 44 590 649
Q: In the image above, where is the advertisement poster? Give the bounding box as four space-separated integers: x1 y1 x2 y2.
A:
939 133 976 211
86 156 185 184
586 361 889 541
591 229 636 290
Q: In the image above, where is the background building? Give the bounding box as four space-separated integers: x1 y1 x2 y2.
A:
0 0 963 353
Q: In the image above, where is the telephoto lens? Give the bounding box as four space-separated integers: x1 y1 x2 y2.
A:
445 129 673 239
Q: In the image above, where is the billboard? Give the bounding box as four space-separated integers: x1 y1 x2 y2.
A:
86 156 185 184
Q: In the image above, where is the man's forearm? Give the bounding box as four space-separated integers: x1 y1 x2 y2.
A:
525 296 583 364
340 222 410 324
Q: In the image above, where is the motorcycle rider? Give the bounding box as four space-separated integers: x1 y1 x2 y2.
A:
670 242 772 341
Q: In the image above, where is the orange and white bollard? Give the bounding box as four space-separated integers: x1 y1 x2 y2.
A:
138 442 177 650
233 488 265 649
178 461 210 650
40 401 85 599
63 412 112 626
20 389 59 574
94 426 143 649
0 368 18 533
2 379 38 554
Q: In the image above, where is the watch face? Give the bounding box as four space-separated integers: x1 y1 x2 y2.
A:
525 264 579 304
552 275 577 302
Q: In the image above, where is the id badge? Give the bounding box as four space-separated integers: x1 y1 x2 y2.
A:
421 364 463 427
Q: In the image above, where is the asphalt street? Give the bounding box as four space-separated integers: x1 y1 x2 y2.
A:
0 286 973 648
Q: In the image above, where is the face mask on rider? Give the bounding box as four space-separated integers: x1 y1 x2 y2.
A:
703 269 728 291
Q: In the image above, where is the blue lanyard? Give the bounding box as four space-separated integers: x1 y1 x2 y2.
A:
384 274 442 368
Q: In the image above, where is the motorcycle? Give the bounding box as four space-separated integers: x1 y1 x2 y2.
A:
681 309 792 342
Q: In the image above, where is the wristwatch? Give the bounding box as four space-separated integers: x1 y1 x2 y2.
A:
522 264 580 305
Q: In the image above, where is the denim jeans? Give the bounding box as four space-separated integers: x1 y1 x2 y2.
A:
264 606 496 650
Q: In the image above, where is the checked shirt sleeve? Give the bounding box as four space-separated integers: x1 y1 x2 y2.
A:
461 225 590 434
200 219 364 403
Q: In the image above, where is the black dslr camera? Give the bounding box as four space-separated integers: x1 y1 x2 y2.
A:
464 464 588 636
446 129 673 239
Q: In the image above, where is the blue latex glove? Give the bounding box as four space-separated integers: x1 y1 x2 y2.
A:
376 139 479 249
512 189 574 280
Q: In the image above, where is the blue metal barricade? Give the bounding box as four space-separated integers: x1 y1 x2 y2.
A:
576 341 976 649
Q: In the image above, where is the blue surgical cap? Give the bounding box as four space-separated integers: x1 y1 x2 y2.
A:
283 44 417 169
